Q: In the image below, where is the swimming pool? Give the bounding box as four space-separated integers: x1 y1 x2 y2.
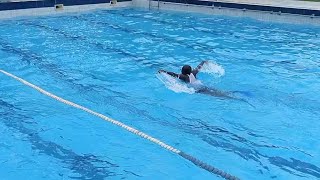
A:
0 7 320 179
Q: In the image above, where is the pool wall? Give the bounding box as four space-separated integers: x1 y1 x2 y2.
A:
0 0 131 19
1 0 320 24
141 0 320 25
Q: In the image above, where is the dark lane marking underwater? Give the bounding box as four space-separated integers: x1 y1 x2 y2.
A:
203 135 320 178
268 157 320 178
167 112 320 178
15 22 179 119
0 38 100 92
0 38 159 134
0 99 140 179
135 95 316 177
0 38 128 99
22 22 178 69
22 23 140 59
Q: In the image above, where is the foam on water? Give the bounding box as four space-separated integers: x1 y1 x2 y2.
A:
200 61 225 77
156 73 196 94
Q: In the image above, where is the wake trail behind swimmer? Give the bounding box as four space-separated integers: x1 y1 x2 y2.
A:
195 86 255 108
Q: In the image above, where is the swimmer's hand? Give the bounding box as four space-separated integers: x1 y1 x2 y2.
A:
193 60 208 75
200 60 210 70
158 70 165 73
202 60 209 66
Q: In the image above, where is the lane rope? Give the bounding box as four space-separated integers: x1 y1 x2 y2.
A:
0 69 239 180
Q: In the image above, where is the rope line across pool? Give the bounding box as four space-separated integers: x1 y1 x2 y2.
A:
0 69 239 180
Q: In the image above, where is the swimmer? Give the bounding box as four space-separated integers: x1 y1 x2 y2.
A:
158 61 207 84
158 61 254 107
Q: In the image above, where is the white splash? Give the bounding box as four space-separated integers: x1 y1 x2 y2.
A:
200 61 225 77
156 73 196 94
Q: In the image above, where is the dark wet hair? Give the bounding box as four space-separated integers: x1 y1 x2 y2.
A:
181 65 192 75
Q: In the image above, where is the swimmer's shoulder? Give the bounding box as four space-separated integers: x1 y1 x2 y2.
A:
178 74 189 83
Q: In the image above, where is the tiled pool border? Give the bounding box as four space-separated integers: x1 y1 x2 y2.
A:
0 0 130 11
145 0 320 25
0 0 131 19
155 0 320 16
0 0 319 24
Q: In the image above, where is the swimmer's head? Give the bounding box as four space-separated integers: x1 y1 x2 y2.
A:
181 65 192 75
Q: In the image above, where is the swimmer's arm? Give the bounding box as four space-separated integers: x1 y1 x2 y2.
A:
192 61 208 76
158 70 179 78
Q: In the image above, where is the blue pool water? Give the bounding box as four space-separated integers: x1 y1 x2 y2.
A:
1 8 320 180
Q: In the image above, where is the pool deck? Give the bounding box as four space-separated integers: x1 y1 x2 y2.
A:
216 0 320 11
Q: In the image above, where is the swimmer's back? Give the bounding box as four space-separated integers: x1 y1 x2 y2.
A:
178 73 196 84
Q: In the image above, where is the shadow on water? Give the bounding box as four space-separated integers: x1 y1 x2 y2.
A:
0 99 141 179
